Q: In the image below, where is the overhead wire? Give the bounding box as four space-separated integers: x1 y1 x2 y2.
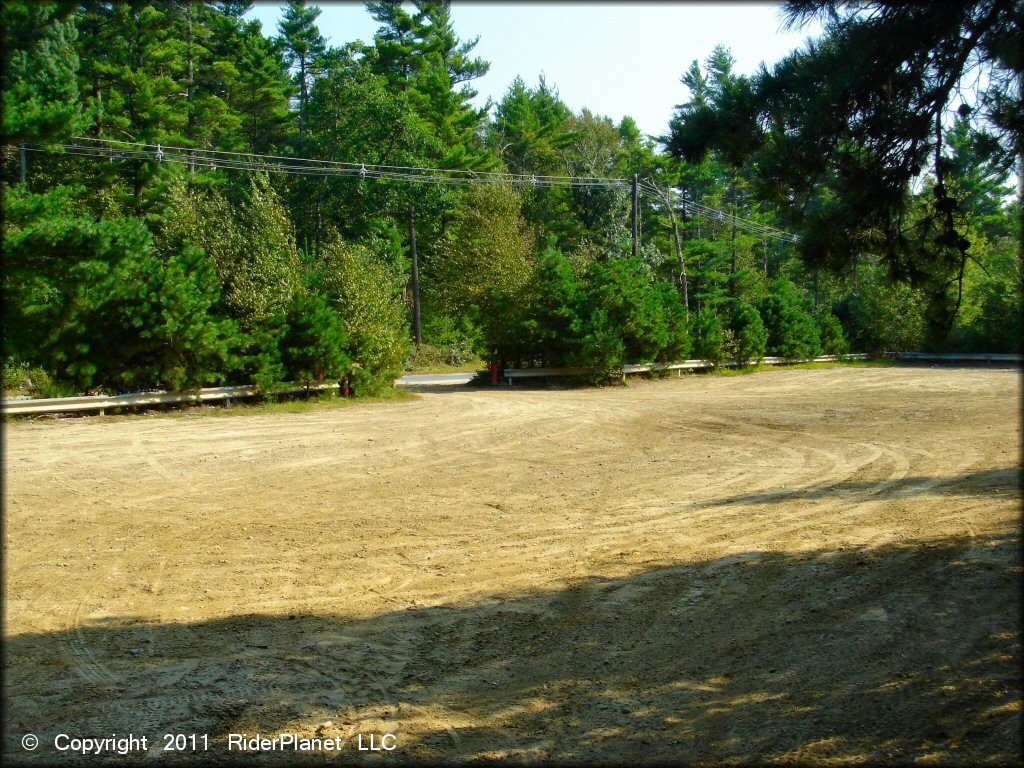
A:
34 142 626 189
18 138 798 240
66 136 625 184
639 182 799 243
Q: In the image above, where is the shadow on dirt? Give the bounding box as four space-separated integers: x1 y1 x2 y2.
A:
701 466 1020 508
4 535 1021 765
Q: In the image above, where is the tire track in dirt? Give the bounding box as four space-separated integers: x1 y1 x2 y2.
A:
4 367 1019 763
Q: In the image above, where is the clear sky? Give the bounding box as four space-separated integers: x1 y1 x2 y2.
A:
244 2 823 140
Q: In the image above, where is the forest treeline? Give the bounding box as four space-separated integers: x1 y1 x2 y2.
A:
2 1 1020 397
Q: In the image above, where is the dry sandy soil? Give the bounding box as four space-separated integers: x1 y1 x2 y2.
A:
3 365 1021 765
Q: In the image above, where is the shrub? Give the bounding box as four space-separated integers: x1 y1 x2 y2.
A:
315 237 410 388
2 359 53 397
731 299 768 365
759 277 821 360
484 249 695 377
281 293 352 391
818 311 849 356
583 258 668 368
692 308 725 364
419 312 484 366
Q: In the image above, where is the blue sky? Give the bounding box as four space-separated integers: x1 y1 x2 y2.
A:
245 2 823 140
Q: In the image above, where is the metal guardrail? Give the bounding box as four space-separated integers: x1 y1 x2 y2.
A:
7 352 1010 415
895 352 1021 363
503 354 870 384
2 382 339 417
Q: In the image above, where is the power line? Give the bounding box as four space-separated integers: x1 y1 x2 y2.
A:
639 182 799 243
29 141 624 189
62 137 630 186
17 138 798 241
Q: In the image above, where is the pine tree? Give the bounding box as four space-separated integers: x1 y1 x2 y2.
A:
2 1 89 146
277 0 326 143
692 308 725 364
75 3 188 211
759 277 821 360
366 0 426 93
232 20 294 153
731 299 768 365
412 1 491 168
280 292 351 391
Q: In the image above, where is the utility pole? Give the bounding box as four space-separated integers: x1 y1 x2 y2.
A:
409 206 422 347
631 173 639 259
657 183 689 321
730 182 738 300
19 143 26 184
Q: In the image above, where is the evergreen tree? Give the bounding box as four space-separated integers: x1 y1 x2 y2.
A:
277 0 326 142
366 0 425 92
759 277 821 359
668 1 1021 348
75 3 188 211
818 311 848 356
234 20 294 153
411 1 491 168
692 308 725 364
280 292 351 390
1 1 89 146
731 299 768 365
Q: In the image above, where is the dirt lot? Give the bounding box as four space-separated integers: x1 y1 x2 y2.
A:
3 366 1021 764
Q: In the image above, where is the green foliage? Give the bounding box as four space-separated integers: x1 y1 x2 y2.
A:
692 308 724 364
4 1 1020 398
314 236 410 387
367 0 491 170
583 258 673 367
135 244 241 391
3 185 239 392
418 312 484 365
759 278 821 360
281 292 351 389
521 246 586 367
832 288 925 355
668 3 1021 351
731 299 768 365
2 1 88 144
428 182 535 321
948 229 1023 353
2 358 54 397
223 174 302 325
234 17 294 152
485 248 691 377
655 280 692 363
278 0 325 139
818 311 849 356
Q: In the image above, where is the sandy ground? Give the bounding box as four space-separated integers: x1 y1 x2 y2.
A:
3 366 1021 765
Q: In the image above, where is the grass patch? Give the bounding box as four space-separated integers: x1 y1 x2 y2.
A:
690 357 892 378
403 343 483 374
403 361 484 375
198 387 416 418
